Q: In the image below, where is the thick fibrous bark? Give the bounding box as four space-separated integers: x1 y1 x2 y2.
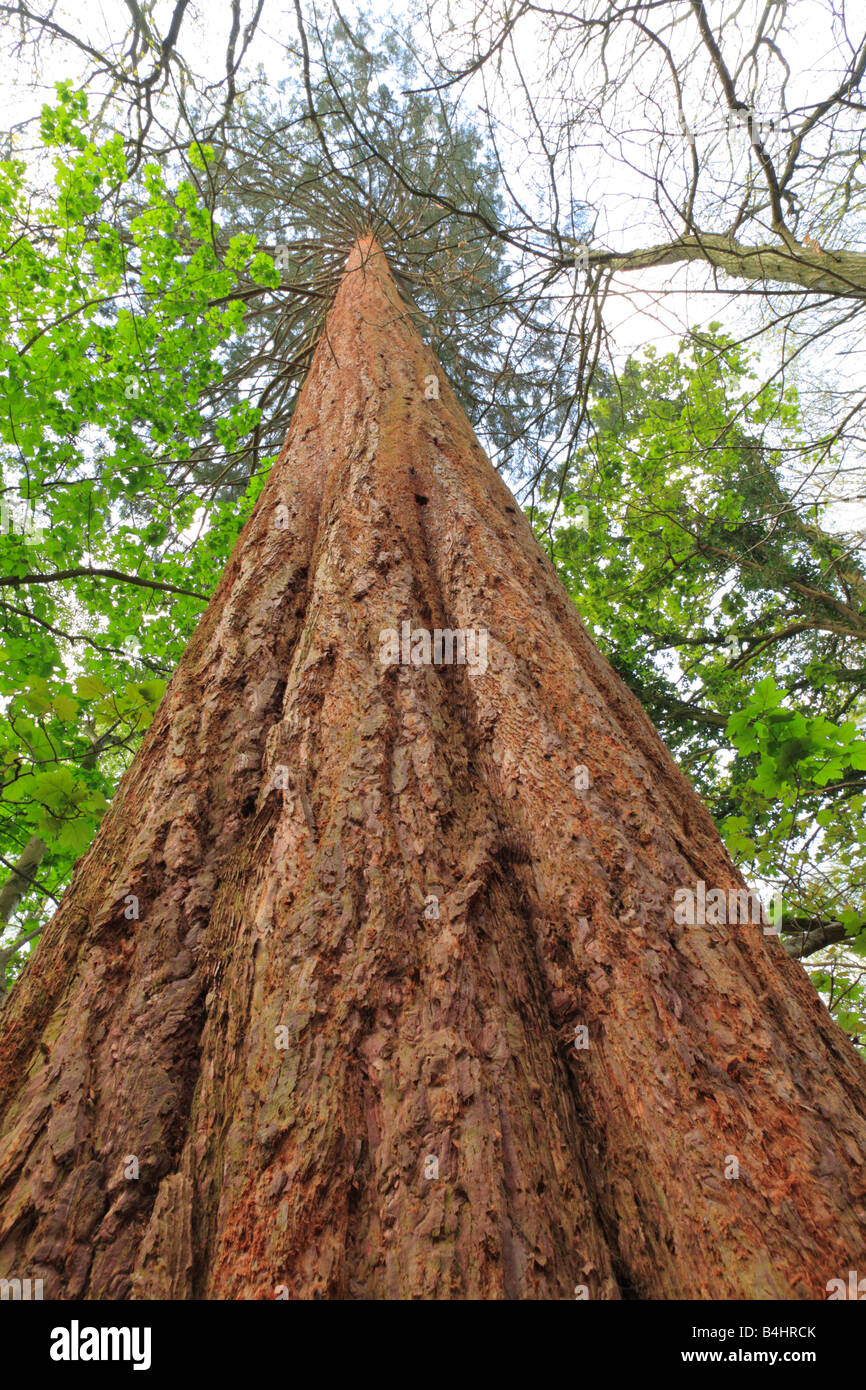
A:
0 238 864 1301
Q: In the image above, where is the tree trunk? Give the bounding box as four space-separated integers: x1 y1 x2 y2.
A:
0 237 864 1301
0 835 46 928
0 835 47 1010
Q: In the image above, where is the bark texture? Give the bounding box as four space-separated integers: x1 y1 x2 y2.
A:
0 238 865 1300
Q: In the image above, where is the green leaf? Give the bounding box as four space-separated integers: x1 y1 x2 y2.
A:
75 675 110 700
53 693 78 721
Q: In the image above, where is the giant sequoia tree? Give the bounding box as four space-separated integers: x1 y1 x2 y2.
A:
0 236 864 1299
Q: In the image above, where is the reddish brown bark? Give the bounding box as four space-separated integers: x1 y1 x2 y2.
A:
0 238 865 1300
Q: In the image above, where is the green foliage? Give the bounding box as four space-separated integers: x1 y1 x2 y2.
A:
538 329 866 1044
0 87 269 985
0 43 534 991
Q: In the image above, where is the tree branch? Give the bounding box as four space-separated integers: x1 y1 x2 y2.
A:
0 568 208 601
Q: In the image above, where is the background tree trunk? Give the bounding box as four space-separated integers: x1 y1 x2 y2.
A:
0 238 864 1300
0 835 47 1009
0 835 46 927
